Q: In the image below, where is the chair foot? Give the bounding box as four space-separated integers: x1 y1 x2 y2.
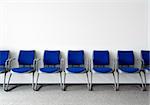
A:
34 88 39 91
89 84 93 91
116 85 120 91
62 88 66 91
3 88 8 92
33 88 37 91
114 86 119 91
113 86 117 91
88 87 92 91
116 88 119 91
144 87 147 91
62 85 66 91
141 86 146 91
142 88 146 91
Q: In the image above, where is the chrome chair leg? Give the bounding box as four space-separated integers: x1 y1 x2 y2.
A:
86 72 90 90
143 71 147 90
63 71 66 91
90 71 93 91
116 71 119 90
3 73 7 91
32 72 35 90
112 72 117 91
34 73 39 91
6 73 12 91
59 72 63 90
139 72 145 91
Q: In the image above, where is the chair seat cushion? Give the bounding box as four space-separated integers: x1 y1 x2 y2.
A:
144 67 150 71
0 67 5 73
12 67 34 73
93 67 113 73
40 67 60 73
119 67 139 73
67 67 86 73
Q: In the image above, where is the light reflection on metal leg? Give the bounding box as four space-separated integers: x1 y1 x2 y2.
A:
32 72 35 90
59 72 63 90
143 71 147 90
90 71 93 91
63 71 66 91
86 72 90 90
139 72 144 91
3 73 6 91
6 73 12 91
34 73 39 91
117 71 119 91
112 72 117 91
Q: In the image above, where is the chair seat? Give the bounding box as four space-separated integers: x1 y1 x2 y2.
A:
67 67 86 73
12 67 34 73
40 67 60 73
93 67 113 73
0 67 6 73
119 67 139 73
144 67 150 71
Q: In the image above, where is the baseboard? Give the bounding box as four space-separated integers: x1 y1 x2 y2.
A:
0 83 150 85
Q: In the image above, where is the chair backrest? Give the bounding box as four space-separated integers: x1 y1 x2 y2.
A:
118 51 134 65
0 50 9 66
18 50 35 65
44 50 60 65
93 50 109 65
141 50 150 65
68 50 84 65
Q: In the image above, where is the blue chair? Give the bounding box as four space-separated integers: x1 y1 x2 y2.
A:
141 50 150 89
0 50 12 91
34 50 64 90
117 51 144 90
91 50 116 90
141 50 150 71
7 50 37 90
64 50 90 90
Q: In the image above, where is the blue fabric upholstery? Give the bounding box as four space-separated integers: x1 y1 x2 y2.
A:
144 67 150 71
68 50 84 65
0 50 9 65
93 50 109 65
118 51 134 65
67 67 86 73
18 50 35 65
119 67 139 73
12 67 34 73
0 67 6 73
44 50 60 65
141 50 150 65
40 67 60 73
93 67 112 73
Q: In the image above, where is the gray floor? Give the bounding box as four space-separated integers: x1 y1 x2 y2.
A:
0 84 149 105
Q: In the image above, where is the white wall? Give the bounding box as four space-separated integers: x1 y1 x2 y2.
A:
148 0 150 49
147 0 150 83
0 0 149 84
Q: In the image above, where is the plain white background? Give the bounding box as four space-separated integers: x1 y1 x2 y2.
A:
0 0 149 83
